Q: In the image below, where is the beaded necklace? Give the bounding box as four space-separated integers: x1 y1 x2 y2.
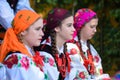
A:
76 41 95 75
53 51 71 79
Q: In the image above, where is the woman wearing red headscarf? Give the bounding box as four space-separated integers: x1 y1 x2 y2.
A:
0 10 45 80
66 8 111 80
35 8 75 80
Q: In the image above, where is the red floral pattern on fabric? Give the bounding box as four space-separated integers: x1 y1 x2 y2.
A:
94 55 99 63
48 58 54 66
20 56 29 70
74 71 86 80
33 51 44 71
100 68 103 75
41 55 56 67
3 54 18 68
75 41 95 75
70 48 77 55
79 72 85 79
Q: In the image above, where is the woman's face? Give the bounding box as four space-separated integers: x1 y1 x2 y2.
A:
55 16 75 42
21 18 44 47
80 18 98 41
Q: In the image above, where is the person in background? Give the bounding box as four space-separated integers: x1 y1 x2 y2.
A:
0 9 44 80
0 0 34 42
35 8 75 80
112 71 120 80
0 0 34 30
66 8 111 80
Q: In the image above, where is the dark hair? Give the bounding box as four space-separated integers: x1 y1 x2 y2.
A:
40 8 72 79
42 8 72 41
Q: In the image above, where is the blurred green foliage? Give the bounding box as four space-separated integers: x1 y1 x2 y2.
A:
30 0 120 76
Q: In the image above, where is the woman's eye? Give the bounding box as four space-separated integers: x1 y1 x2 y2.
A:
90 25 95 28
67 23 72 27
35 27 40 30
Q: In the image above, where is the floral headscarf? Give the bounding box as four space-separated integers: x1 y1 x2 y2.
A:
74 8 96 31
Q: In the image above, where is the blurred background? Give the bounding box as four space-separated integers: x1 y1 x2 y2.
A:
29 0 120 77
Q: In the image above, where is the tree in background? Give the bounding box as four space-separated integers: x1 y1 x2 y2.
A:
30 0 120 76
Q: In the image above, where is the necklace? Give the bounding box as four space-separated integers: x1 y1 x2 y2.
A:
76 41 95 75
53 52 71 79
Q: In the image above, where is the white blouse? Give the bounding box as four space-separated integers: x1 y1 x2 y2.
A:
0 45 44 80
66 37 110 80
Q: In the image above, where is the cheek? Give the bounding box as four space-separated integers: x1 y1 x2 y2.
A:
27 33 36 43
28 36 39 46
66 31 73 39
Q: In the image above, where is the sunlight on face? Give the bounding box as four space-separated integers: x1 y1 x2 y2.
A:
22 18 44 48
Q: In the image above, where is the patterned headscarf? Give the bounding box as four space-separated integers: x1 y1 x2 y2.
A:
46 8 70 29
0 10 41 62
43 8 72 40
74 8 96 31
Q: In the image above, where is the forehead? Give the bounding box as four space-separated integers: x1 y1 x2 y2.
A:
85 18 98 25
31 18 43 27
26 18 43 31
61 16 73 24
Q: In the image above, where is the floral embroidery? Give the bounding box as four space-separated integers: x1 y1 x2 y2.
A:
70 48 77 55
99 68 103 75
48 58 54 66
3 54 18 68
94 55 99 63
33 51 44 71
3 54 39 70
79 72 86 79
20 57 29 70
76 42 95 75
43 56 56 67
74 71 88 80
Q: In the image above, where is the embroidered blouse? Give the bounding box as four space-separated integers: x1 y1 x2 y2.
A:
0 45 44 80
66 36 110 80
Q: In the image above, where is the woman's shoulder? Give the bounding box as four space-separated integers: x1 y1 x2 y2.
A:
66 42 80 55
90 44 100 56
38 43 53 58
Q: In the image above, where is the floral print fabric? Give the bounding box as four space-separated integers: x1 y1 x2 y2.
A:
40 51 59 80
66 42 110 80
0 53 44 80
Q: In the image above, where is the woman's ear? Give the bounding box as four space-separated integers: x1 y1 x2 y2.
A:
20 30 27 36
54 26 60 32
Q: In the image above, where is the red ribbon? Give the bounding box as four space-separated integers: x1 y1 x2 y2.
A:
33 51 44 71
54 52 71 78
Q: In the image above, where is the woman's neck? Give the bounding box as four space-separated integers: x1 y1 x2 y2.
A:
80 37 87 42
56 36 65 49
24 44 34 55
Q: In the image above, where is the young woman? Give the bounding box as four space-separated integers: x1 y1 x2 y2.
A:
0 10 44 80
36 8 75 80
66 8 111 79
